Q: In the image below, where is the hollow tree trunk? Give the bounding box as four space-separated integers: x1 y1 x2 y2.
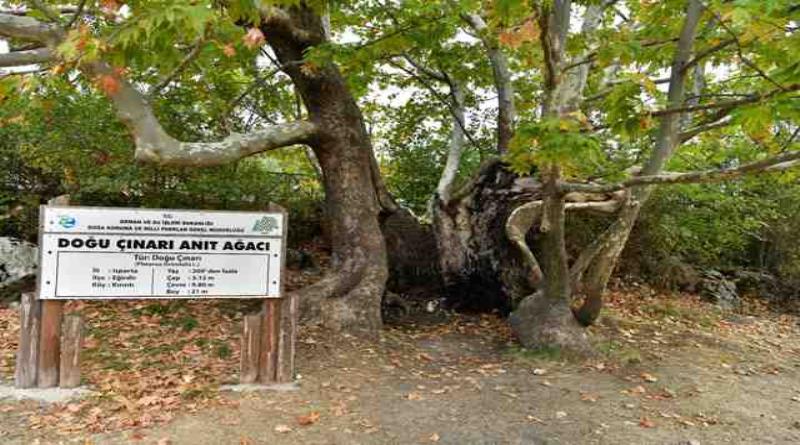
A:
432 161 540 312
263 7 387 336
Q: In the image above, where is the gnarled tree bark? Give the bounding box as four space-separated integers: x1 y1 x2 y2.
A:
255 5 390 335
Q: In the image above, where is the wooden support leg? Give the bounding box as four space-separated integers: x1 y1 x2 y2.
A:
38 300 63 388
240 314 262 384
59 314 84 388
15 292 41 389
259 299 281 384
276 293 296 383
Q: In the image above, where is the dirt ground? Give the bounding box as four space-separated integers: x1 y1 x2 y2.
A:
1 288 799 445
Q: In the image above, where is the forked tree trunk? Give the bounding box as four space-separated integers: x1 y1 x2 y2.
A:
263 7 387 336
510 174 589 353
432 160 592 352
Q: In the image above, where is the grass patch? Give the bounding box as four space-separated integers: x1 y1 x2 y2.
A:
640 299 722 327
214 343 232 359
594 339 643 365
132 302 173 317
178 315 199 332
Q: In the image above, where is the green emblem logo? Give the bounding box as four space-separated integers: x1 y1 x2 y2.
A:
252 216 279 234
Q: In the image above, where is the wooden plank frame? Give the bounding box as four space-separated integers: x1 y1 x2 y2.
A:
14 292 41 388
240 314 262 384
59 314 84 388
268 203 294 383
37 300 63 388
17 196 296 388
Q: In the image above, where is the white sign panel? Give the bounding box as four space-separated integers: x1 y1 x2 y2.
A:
38 206 285 299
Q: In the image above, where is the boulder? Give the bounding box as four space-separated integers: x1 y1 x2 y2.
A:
733 269 780 299
699 270 739 309
0 237 38 303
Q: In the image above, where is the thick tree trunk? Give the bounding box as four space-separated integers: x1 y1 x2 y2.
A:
509 170 591 353
263 6 387 336
432 161 540 312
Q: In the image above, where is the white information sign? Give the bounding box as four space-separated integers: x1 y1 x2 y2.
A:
38 206 285 299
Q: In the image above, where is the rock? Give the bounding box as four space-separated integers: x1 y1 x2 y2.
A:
733 269 780 299
699 270 739 309
0 237 38 304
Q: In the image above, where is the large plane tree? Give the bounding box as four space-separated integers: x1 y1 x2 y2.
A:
1 0 798 353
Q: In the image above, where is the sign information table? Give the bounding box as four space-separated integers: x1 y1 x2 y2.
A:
38 206 284 299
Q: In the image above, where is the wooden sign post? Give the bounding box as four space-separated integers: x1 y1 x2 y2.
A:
15 200 294 389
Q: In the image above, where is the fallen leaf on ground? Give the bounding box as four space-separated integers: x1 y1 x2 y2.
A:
526 415 545 424
628 385 647 395
593 362 606 371
427 432 440 442
274 424 292 433
555 411 567 419
297 411 320 426
330 401 348 416
641 373 658 383
406 392 423 401
639 417 656 428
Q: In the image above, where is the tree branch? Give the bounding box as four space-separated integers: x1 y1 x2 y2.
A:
570 0 705 316
65 0 87 29
562 150 800 193
506 201 544 284
460 12 515 154
30 0 61 23
563 37 680 73
223 65 284 122
388 59 480 149
400 52 447 82
0 48 52 68
85 59 316 166
506 193 625 286
390 52 466 201
0 12 317 167
650 83 800 117
0 7 77 17
436 79 465 202
257 5 324 45
149 38 205 98
681 37 735 72
0 13 63 44
678 117 732 142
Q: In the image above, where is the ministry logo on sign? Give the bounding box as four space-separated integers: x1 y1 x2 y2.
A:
252 216 278 234
58 215 77 229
